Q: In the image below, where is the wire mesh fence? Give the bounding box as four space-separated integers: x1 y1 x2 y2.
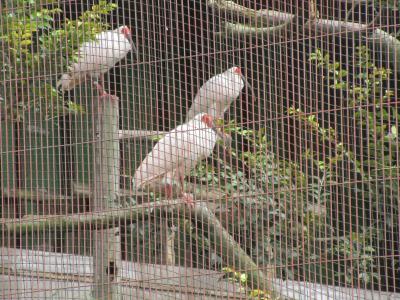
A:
0 0 399 299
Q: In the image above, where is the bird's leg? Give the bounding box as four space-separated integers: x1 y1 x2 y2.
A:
93 78 118 103
93 81 108 97
164 183 173 198
181 192 194 208
92 74 107 94
213 118 232 148
222 131 232 148
176 167 194 208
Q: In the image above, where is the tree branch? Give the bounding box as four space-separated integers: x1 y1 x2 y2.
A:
217 21 290 37
369 29 400 75
208 0 293 37
0 196 283 295
118 129 167 140
0 199 186 234
191 202 287 298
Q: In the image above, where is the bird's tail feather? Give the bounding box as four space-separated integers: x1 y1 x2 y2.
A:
56 73 81 91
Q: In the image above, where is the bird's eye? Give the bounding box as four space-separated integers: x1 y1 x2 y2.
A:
233 67 242 75
201 114 213 127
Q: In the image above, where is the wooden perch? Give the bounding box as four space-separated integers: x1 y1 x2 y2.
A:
209 0 400 74
0 186 227 233
92 94 121 299
0 194 281 295
191 202 277 295
118 129 167 140
0 199 187 234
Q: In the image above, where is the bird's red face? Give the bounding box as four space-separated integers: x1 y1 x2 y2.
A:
121 26 132 38
233 67 242 75
201 114 214 128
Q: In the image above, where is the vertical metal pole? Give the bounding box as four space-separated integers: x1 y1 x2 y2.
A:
92 95 121 299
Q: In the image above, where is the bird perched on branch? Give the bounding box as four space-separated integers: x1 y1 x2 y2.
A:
186 67 245 122
134 113 219 207
57 25 136 94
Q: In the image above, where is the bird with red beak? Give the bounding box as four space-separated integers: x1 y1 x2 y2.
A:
134 113 219 207
186 67 245 122
57 25 137 95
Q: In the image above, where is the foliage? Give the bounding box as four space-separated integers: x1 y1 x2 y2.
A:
191 120 312 280
221 267 273 299
185 45 399 290
0 0 117 120
305 46 399 287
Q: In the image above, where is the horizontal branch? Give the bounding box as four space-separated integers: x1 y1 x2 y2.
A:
210 0 400 74
0 199 185 234
0 186 226 234
0 193 281 295
209 0 293 37
369 29 400 75
118 129 167 140
309 18 368 34
218 21 290 37
208 0 264 25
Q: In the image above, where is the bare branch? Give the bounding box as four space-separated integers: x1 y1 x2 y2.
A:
209 0 293 37
208 0 261 24
309 0 319 20
210 0 369 38
118 129 167 140
369 29 400 75
309 18 368 33
217 21 290 37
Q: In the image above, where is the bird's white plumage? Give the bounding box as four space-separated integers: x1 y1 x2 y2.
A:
186 67 245 121
134 113 217 190
57 26 133 91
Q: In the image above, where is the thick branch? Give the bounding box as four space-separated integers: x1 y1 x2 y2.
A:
191 202 280 297
0 195 285 297
210 0 400 75
208 0 263 25
212 0 370 36
369 29 400 75
0 199 185 234
309 18 368 33
209 0 293 37
218 21 290 37
0 189 226 234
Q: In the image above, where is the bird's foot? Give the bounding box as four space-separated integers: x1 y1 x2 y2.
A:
165 184 174 198
215 127 232 148
181 193 194 208
222 132 232 148
93 82 109 96
93 82 118 101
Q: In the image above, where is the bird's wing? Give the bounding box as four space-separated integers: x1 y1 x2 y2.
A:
134 125 192 187
186 77 220 121
71 31 131 76
187 74 238 121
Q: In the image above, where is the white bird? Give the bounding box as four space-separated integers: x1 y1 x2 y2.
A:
186 67 245 122
57 25 136 93
134 113 219 206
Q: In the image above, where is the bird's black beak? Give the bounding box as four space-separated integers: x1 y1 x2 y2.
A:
211 123 226 140
241 75 256 103
127 35 138 60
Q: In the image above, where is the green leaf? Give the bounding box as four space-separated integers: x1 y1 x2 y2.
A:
20 39 32 46
391 126 398 138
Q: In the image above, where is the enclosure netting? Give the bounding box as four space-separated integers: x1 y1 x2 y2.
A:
0 0 399 299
